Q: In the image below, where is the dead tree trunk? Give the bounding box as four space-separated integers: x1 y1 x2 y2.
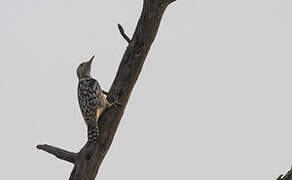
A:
37 0 176 179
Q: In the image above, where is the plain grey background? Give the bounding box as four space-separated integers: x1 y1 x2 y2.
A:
1 0 291 179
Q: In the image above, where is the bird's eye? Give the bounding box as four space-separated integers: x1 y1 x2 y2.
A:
80 63 84 67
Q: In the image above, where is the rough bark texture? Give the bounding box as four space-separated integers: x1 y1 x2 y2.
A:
37 0 176 180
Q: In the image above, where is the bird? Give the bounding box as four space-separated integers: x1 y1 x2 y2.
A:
77 55 120 144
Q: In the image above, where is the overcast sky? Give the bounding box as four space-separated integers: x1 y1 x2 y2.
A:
0 0 292 179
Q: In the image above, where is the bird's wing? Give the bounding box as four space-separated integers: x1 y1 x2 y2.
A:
78 78 101 120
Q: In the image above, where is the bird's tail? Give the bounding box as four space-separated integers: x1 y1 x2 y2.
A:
87 121 99 144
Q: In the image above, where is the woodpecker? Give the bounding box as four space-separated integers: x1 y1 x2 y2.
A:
77 56 119 144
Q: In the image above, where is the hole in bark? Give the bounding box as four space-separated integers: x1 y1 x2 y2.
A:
136 50 142 57
86 153 91 160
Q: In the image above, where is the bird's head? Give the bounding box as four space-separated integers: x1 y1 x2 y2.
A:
77 55 94 80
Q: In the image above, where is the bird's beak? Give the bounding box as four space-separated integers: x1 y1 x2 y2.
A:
88 55 95 64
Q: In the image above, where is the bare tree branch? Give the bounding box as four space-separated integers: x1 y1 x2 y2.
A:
36 1 292 180
118 24 131 44
37 0 176 179
37 144 77 164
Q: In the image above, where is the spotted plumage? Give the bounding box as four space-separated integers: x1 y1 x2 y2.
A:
78 78 102 143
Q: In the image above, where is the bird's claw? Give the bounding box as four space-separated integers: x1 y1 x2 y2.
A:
102 90 109 96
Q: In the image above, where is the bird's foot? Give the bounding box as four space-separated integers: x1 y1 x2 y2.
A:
102 90 109 96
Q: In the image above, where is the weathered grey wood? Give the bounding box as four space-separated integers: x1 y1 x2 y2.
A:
37 0 176 179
